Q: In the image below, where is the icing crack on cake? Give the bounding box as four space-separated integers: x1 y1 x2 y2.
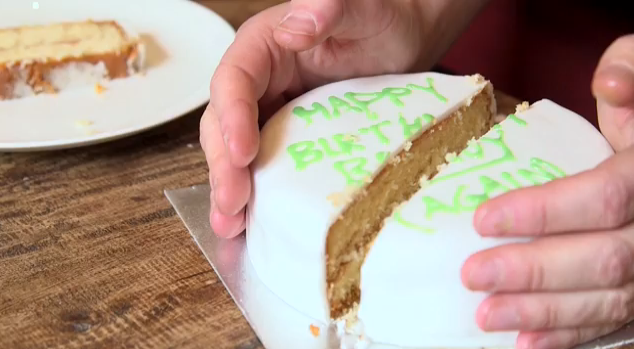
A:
0 20 145 100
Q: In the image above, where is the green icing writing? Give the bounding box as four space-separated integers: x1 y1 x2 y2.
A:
406 77 448 103
398 113 435 138
317 134 365 157
518 158 566 185
375 151 389 164
422 114 435 123
422 196 458 220
395 120 569 229
334 157 371 186
287 134 365 170
500 172 521 189
417 164 564 222
429 125 513 185
507 114 527 126
359 120 391 144
329 96 362 118
287 141 323 171
343 88 407 120
293 77 448 124
292 103 331 126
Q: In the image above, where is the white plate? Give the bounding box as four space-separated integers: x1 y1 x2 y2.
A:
0 0 235 152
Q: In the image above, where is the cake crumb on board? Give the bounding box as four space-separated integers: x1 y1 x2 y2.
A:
94 83 106 94
309 324 320 337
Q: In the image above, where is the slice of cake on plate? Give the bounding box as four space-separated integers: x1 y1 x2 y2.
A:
0 20 145 100
245 72 614 348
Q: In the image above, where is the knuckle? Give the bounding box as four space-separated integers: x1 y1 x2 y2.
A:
597 236 634 287
525 250 547 291
598 172 629 228
567 328 585 348
605 286 634 323
210 63 230 94
540 301 559 329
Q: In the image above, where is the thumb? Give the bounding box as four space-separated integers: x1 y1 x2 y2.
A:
592 34 634 151
273 0 344 51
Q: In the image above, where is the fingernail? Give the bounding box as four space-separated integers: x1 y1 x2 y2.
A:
469 258 502 290
486 304 520 330
481 208 514 235
594 63 634 107
277 11 317 36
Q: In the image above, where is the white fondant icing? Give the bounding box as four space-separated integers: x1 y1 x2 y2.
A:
247 72 492 322
247 72 614 348
358 99 614 347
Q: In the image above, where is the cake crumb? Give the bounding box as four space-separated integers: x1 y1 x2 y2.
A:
515 101 530 113
309 324 320 337
436 163 448 173
469 73 485 84
84 129 101 136
343 134 360 142
94 83 106 94
403 141 412 151
75 120 94 128
362 176 372 184
445 152 457 162
419 174 429 187
327 192 348 207
388 155 401 164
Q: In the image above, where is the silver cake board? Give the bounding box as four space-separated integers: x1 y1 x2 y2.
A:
165 184 634 349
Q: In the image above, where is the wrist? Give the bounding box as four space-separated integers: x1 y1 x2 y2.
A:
410 0 491 71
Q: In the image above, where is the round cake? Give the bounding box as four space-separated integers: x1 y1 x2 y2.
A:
245 72 614 348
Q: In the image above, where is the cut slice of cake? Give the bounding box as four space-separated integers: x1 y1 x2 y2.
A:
0 20 145 100
324 74 495 321
246 72 496 325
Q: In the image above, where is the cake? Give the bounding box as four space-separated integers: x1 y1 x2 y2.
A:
245 72 615 348
0 20 145 100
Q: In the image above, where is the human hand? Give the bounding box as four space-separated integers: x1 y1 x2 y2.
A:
462 35 634 349
200 0 439 238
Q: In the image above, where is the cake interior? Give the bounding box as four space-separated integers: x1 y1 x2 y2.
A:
325 90 495 320
0 21 136 65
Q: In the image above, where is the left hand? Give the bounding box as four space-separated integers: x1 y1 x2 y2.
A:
462 34 634 349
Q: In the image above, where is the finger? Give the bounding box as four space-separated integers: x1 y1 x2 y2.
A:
516 325 624 349
592 34 634 151
473 146 634 237
273 0 343 50
462 232 634 292
475 282 634 331
200 105 250 236
211 197 246 239
209 46 264 168
210 4 294 168
274 0 395 51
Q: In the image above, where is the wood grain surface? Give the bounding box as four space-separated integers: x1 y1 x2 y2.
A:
0 1 520 349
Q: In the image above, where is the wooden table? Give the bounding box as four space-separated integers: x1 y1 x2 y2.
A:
0 1 519 348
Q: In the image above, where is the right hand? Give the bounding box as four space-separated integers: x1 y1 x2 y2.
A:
201 0 436 238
